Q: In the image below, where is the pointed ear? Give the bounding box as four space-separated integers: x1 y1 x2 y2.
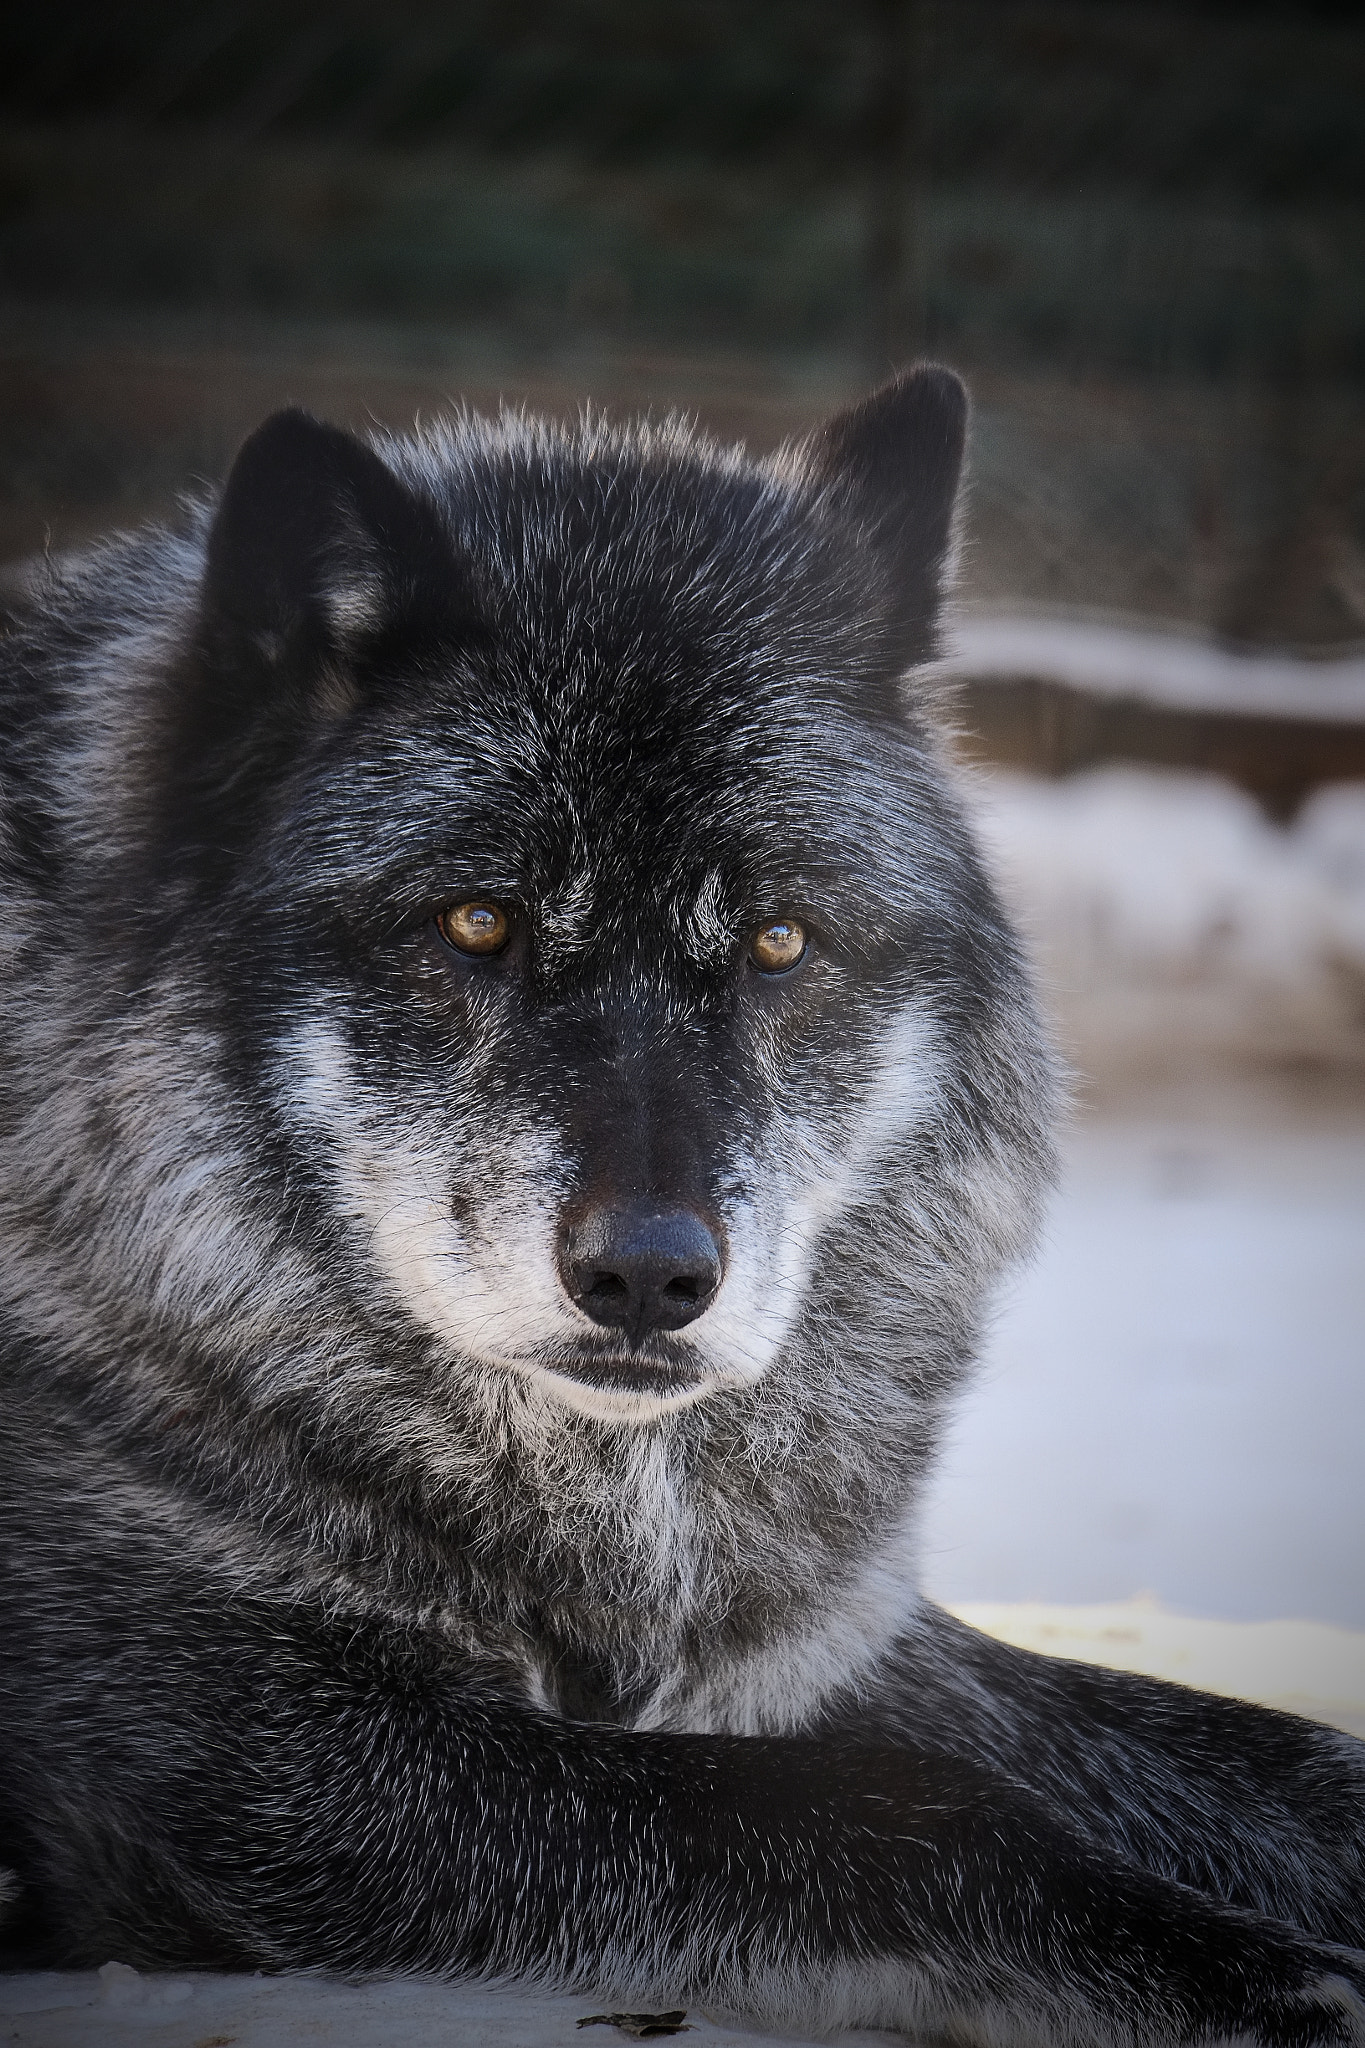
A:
802 364 968 664
198 408 468 690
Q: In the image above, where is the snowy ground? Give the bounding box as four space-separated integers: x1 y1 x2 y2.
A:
918 765 1365 1631
0 1969 898 2048
921 1072 1365 1630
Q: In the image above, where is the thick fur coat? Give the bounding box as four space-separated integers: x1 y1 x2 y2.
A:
1 369 1363 2045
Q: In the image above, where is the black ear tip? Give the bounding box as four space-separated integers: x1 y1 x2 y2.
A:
861 363 968 461
899 361 969 437
811 361 970 489
242 405 325 443
222 408 355 495
903 360 968 405
801 364 969 661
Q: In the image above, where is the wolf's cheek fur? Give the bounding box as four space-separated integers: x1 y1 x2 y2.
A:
279 1006 580 1372
279 996 945 1424
685 1001 947 1387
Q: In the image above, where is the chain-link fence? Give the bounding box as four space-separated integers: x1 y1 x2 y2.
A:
1 0 1363 651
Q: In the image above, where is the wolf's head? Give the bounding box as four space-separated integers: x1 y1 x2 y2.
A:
1 372 1054 1705
125 369 1040 1422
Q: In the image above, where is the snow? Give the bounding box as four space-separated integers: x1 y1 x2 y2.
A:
949 613 1365 723
968 765 1365 1071
917 766 1365 1631
948 1601 1365 1742
920 1077 1365 1628
0 1968 903 2048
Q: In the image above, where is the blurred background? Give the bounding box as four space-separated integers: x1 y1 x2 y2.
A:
1 0 1363 1631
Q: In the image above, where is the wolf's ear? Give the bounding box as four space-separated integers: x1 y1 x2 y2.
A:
199 408 468 692
802 364 967 663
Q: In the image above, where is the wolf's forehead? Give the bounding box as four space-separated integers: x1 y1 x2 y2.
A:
515 749 783 948
534 859 735 966
341 671 915 903
418 646 832 859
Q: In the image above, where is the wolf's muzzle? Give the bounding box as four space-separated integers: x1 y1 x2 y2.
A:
560 1203 723 1345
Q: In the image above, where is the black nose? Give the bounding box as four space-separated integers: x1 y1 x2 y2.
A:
561 1204 723 1343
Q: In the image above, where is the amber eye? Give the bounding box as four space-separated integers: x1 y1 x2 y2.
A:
437 902 510 956
749 919 807 974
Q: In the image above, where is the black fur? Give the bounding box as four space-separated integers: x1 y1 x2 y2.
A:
0 370 1362 2045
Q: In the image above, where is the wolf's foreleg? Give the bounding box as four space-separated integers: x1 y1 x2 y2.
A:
5 1598 1365 2047
844 1603 1365 1947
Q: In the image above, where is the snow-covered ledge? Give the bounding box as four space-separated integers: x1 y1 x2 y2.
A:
2 1969 894 2048
948 614 1365 724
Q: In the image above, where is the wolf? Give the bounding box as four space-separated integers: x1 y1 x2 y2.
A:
0 366 1362 2045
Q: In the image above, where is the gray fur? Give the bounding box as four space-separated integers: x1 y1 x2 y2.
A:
0 373 1362 2045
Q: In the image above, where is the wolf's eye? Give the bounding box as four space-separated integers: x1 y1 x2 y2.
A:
437 902 510 956
749 919 807 974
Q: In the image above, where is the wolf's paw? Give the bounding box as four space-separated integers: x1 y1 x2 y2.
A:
1297 1968 1365 2044
1262 1958 1365 2048
1174 1935 1365 2048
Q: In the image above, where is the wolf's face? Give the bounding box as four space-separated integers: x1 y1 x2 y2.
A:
145 377 1045 1434
132 373 1037 1432
0 369 1047 1543
269 629 958 1427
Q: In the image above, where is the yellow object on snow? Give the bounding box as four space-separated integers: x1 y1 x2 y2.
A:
951 1598 1365 1741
